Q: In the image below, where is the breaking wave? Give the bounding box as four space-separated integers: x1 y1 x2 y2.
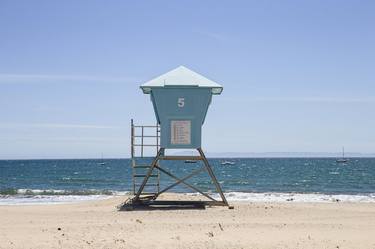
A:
0 188 129 205
0 188 128 196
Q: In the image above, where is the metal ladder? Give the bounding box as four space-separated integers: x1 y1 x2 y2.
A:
130 119 160 195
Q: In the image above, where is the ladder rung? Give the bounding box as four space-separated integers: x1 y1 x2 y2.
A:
132 156 157 159
133 165 152 168
133 144 159 147
133 135 160 138
134 125 159 128
135 183 159 188
134 174 158 177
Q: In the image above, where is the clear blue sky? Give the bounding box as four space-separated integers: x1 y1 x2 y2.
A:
0 0 374 159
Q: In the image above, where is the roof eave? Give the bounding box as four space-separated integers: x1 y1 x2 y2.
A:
140 85 223 95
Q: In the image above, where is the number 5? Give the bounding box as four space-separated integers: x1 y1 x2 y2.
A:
178 97 185 107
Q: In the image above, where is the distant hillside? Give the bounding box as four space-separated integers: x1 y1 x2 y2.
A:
170 151 375 158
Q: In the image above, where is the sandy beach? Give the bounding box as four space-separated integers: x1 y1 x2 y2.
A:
0 194 374 249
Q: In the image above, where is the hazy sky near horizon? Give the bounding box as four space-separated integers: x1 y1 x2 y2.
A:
0 0 374 159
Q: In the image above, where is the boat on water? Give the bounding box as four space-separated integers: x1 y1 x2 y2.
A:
221 160 235 165
184 151 197 163
98 153 107 165
336 147 348 163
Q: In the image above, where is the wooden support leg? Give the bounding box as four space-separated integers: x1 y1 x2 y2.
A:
197 148 231 208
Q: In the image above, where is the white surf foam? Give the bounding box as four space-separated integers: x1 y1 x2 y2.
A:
0 195 112 205
0 188 130 205
193 192 375 203
2 191 375 205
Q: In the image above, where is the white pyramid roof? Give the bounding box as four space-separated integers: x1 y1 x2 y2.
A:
140 66 223 94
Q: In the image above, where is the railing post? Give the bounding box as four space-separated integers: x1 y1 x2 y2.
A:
131 119 135 194
141 126 144 157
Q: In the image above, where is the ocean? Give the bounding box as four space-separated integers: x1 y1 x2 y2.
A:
1 158 374 205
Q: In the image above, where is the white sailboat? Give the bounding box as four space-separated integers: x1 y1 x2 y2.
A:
336 147 348 163
221 160 235 165
184 151 197 163
98 153 107 165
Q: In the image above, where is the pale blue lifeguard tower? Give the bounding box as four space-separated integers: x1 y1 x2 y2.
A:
141 66 223 149
124 66 231 209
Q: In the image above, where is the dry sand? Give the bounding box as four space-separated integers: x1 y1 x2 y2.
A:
0 194 374 249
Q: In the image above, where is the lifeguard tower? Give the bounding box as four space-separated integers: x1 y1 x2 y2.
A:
123 66 231 209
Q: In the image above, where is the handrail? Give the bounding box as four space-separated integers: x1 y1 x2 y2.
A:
130 119 161 194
